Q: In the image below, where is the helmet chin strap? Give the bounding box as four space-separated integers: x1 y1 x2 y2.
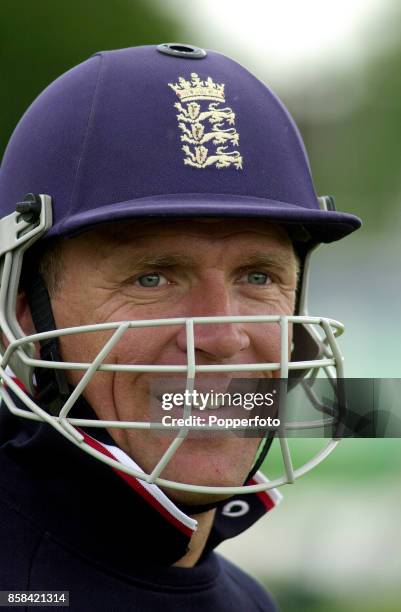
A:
23 270 70 415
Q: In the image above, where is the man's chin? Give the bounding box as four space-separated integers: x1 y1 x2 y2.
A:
121 430 260 506
156 464 248 514
161 487 235 511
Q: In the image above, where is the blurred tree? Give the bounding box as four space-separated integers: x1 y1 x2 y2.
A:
0 0 180 156
294 8 401 232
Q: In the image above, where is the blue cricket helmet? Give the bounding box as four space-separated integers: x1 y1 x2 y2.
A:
0 43 360 242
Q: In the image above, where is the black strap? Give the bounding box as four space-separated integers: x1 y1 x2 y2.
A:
246 432 275 480
23 271 70 414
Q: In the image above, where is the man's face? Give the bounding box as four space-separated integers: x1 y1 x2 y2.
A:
48 218 298 504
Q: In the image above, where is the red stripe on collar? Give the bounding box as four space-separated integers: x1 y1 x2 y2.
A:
78 429 196 538
248 472 282 511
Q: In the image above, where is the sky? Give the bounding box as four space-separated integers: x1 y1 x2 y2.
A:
164 0 397 86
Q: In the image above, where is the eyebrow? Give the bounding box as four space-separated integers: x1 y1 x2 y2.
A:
124 254 196 269
235 253 298 272
122 251 298 274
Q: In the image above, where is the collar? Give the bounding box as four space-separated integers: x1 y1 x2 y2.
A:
80 428 282 555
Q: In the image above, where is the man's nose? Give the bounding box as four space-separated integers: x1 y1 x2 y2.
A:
175 284 250 360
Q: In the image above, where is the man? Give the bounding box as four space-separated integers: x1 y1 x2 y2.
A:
0 44 360 610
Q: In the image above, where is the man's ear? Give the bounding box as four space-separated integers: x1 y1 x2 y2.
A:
1 292 36 351
9 292 41 361
16 291 36 337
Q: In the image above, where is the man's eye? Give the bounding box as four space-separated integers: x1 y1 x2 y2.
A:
135 273 168 288
244 272 271 285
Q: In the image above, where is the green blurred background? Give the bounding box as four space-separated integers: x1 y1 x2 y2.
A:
1 1 401 610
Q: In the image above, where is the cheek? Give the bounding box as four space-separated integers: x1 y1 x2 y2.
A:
113 327 183 365
108 328 184 420
250 323 282 363
249 321 293 378
55 326 182 419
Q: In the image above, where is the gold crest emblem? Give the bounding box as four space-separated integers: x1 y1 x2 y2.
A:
168 73 243 170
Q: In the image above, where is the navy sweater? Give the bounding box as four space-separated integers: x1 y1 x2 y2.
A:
0 405 278 611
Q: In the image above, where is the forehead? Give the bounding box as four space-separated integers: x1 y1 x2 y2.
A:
78 218 294 251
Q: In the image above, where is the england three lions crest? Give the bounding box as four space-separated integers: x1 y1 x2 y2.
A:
168 73 243 170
